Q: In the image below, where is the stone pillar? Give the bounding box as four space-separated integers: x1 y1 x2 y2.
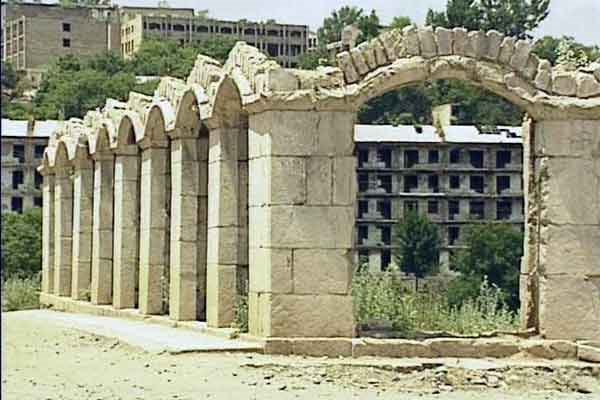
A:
71 155 94 300
112 145 140 309
206 126 240 327
522 119 600 341
54 165 73 296
40 169 55 294
248 110 355 338
169 134 205 320
91 152 114 304
139 141 170 315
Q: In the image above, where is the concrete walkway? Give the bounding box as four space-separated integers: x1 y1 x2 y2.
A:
5 309 262 354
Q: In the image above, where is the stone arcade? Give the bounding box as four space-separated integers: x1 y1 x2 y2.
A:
39 26 600 344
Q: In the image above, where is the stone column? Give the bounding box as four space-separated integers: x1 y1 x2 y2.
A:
169 133 204 320
206 126 240 327
71 155 94 300
91 152 115 304
521 119 600 341
248 110 355 338
112 145 140 309
54 165 73 296
40 169 55 294
139 140 170 315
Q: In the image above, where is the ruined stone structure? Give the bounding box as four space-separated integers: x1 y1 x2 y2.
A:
39 26 600 342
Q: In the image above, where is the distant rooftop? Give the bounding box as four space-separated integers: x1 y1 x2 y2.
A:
1 119 59 138
354 124 522 144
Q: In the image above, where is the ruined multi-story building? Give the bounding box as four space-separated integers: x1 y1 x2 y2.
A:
355 124 524 270
1 1 120 86
119 6 309 67
1 118 58 213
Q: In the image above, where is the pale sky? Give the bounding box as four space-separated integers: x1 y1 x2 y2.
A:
114 0 600 46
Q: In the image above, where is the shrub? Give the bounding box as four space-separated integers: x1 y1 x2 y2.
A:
352 270 519 336
1 208 43 281
2 275 40 311
234 295 249 333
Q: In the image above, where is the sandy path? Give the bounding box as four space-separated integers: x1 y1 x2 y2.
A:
2 311 597 400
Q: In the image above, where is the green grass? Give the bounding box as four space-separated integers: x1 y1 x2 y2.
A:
2 275 41 312
352 268 519 336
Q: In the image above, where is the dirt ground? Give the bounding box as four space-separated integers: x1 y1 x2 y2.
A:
2 311 599 400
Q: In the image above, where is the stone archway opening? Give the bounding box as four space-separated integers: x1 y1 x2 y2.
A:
352 78 528 337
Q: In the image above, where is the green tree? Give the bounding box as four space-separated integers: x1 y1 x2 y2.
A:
317 6 381 46
426 0 550 39
393 211 441 290
450 223 523 309
1 208 43 280
1 62 18 89
389 16 412 30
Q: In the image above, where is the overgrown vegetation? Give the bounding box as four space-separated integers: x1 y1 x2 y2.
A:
234 295 249 333
352 268 519 336
1 209 43 312
2 275 41 312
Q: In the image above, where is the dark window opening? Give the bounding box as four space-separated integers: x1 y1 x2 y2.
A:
149 23 161 30
358 225 368 243
34 145 45 159
469 150 484 168
62 38 71 48
449 175 460 189
13 145 25 163
266 43 278 57
381 250 391 271
358 173 369 192
404 175 418 192
428 200 439 214
377 200 392 219
469 200 485 220
497 176 511 193
12 170 24 189
428 174 439 192
244 28 255 35
378 175 392 193
358 200 369 218
220 26 232 34
428 150 439 164
450 149 461 163
11 197 23 213
173 24 185 32
290 31 302 38
404 200 418 216
377 148 391 168
497 201 512 220
448 226 460 245
358 149 369 167
197 25 209 32
34 197 42 207
267 29 280 36
34 170 43 189
404 150 419 168
62 22 71 32
381 226 391 245
470 175 485 193
448 200 460 219
496 150 511 168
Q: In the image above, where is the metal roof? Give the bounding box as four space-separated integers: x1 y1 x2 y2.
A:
1 119 58 138
354 124 522 144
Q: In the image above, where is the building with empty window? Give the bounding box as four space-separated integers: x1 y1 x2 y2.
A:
355 124 524 271
120 7 309 67
1 2 120 86
1 118 58 213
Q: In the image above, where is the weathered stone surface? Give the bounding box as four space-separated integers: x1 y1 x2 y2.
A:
418 26 437 58
510 40 531 70
248 247 293 293
539 275 600 341
465 31 487 59
578 345 600 363
523 54 539 80
293 249 351 295
336 52 359 83
534 120 600 159
332 157 357 206
520 340 578 359
371 39 388 66
206 264 237 327
434 27 453 56
498 37 516 65
534 60 552 92
452 27 468 55
576 73 600 98
539 224 600 275
357 42 377 70
353 339 435 358
306 157 331 205
291 338 353 357
350 48 369 76
552 71 577 96
377 29 399 60
402 25 420 56
485 30 503 60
